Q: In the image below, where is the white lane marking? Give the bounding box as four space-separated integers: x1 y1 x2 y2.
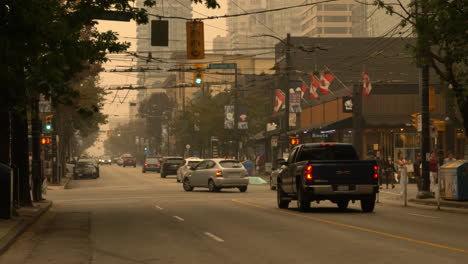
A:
155 205 163 210
408 213 440 219
204 232 224 242
173 216 184 221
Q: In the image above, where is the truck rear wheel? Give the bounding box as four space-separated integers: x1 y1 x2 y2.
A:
296 186 310 212
277 185 289 209
337 200 349 210
361 194 376 213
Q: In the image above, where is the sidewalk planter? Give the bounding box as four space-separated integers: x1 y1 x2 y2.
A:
440 160 468 201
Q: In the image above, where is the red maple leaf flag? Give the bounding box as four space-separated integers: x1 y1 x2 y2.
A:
319 68 334 94
362 71 372 96
273 89 285 115
301 83 308 98
309 75 320 100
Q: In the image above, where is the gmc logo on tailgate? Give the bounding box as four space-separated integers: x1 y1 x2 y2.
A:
336 170 351 175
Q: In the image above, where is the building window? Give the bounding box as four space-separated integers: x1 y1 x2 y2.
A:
323 27 349 34
324 4 348 11
317 16 322 22
323 16 348 22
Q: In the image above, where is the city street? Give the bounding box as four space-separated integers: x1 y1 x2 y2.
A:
1 164 467 264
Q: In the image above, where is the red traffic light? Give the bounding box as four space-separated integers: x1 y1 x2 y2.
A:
290 138 300 145
41 137 51 145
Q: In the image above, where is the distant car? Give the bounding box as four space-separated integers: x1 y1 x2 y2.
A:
116 157 123 166
121 154 136 168
269 158 286 190
160 157 184 178
176 158 203 182
112 157 120 164
74 159 98 179
142 157 161 173
182 159 249 192
99 156 112 165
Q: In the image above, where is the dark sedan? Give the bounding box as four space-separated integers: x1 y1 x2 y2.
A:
142 158 161 173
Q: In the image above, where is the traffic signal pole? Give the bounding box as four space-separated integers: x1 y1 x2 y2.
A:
31 99 42 201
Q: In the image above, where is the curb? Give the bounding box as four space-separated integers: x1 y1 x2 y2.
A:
408 198 468 209
0 201 53 255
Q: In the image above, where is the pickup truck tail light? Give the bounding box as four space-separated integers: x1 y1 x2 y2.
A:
216 170 223 177
304 165 313 180
373 165 378 179
144 163 148 167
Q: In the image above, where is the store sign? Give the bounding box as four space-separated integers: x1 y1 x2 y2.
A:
312 133 328 138
342 96 353 113
289 113 296 127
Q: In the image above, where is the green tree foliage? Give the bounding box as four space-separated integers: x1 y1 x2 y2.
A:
372 0 467 134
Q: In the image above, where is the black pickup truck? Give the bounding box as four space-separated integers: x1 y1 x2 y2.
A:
276 143 379 212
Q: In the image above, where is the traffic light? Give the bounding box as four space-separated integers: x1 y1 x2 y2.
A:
186 21 205 59
193 64 204 86
290 137 300 145
144 147 148 151
41 137 51 145
410 113 420 131
45 115 53 131
117 131 121 137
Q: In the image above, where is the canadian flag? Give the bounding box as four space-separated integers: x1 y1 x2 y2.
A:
300 83 308 98
273 89 285 115
319 68 334 94
309 75 320 100
362 71 372 96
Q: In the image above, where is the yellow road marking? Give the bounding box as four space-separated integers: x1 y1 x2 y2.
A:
231 199 468 254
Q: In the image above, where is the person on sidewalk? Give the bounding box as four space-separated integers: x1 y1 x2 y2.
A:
443 151 457 165
413 153 422 191
384 156 396 189
396 152 409 195
429 151 439 195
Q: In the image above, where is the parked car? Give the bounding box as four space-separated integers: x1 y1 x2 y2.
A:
73 159 99 179
276 143 379 212
176 158 203 182
160 157 184 178
142 157 161 173
116 157 123 166
182 159 249 192
99 156 112 165
121 154 136 168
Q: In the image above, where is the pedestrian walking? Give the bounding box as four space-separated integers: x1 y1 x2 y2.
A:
429 151 439 195
396 152 408 193
413 153 422 191
384 156 395 189
443 151 457 165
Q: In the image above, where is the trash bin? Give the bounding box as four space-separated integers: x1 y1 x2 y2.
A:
0 162 12 219
440 160 468 201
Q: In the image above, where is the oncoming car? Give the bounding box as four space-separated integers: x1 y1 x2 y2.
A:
176 158 203 182
73 159 99 179
182 159 249 192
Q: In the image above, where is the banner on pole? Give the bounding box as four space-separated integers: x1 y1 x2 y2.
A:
224 105 234 129
238 104 248 129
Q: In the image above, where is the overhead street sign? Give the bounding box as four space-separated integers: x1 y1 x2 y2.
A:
209 63 237 69
95 11 133 22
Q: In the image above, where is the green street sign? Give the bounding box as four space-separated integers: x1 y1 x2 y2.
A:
209 63 237 69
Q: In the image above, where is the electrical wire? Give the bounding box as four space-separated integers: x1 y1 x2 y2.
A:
147 0 337 21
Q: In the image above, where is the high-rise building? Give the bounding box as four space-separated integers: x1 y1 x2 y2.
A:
226 0 303 56
212 35 230 52
366 0 411 37
301 0 357 38
135 0 192 97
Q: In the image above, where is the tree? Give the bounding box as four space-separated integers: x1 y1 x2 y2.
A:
371 0 467 135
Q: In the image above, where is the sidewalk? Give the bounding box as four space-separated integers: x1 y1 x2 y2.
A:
378 183 468 209
47 164 73 190
0 200 52 255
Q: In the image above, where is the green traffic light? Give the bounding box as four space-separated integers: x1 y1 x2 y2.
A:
195 78 202 85
45 124 52 130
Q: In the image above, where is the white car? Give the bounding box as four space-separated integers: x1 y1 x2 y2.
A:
182 159 249 192
176 158 203 182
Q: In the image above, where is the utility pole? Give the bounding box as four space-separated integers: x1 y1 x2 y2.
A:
234 65 239 160
416 2 432 199
283 33 292 154
31 99 42 201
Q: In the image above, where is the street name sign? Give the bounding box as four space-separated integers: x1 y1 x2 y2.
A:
209 63 237 69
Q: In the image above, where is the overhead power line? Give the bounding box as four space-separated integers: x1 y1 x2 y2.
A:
148 0 337 20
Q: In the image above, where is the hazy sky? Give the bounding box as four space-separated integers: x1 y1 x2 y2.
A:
88 1 228 156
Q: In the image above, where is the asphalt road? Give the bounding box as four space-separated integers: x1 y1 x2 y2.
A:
1 164 467 264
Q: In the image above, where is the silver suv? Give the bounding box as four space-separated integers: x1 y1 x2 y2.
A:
182 159 249 192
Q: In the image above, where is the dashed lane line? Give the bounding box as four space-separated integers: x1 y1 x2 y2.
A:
173 216 185 222
408 213 439 219
204 232 224 242
155 205 163 210
231 199 468 254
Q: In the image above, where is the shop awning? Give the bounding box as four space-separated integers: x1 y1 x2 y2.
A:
288 117 352 135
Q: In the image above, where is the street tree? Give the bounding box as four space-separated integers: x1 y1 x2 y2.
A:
370 0 467 135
